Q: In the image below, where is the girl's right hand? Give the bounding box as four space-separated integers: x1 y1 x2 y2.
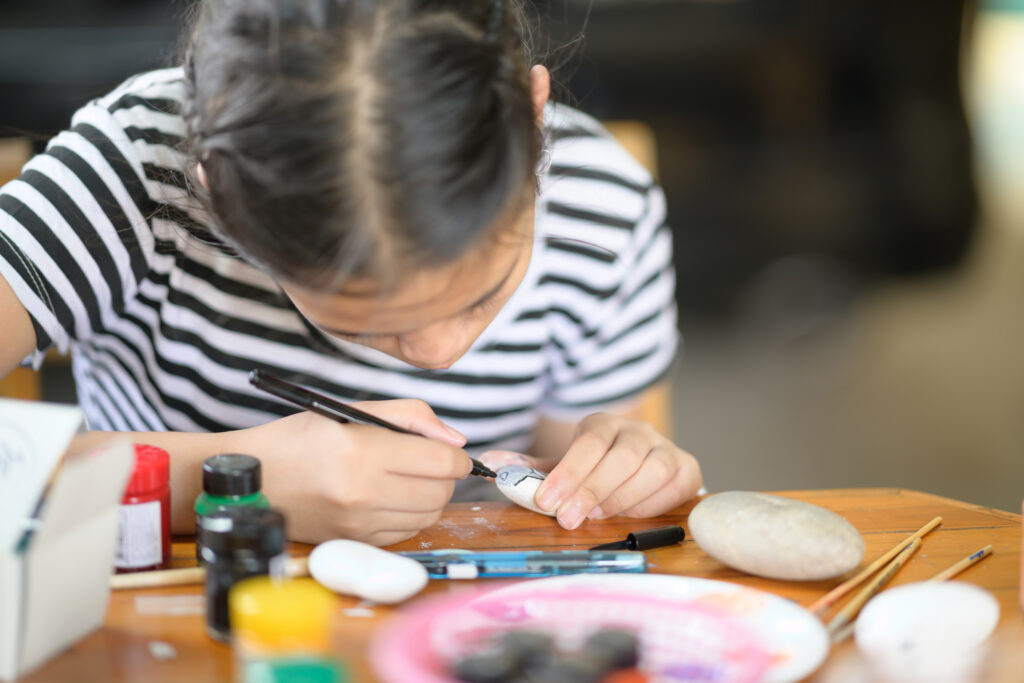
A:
231 400 471 546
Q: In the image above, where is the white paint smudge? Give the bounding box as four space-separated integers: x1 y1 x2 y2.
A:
148 641 177 661
472 516 498 531
439 518 477 539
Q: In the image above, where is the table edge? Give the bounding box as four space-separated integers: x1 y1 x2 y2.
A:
756 487 1022 522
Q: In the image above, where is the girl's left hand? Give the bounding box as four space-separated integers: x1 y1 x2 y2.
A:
525 413 702 530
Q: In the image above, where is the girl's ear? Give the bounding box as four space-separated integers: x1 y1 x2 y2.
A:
196 162 209 189
529 65 550 126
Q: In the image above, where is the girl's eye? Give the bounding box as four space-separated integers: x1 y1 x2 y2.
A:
468 290 504 316
316 324 375 343
309 286 506 345
331 331 365 341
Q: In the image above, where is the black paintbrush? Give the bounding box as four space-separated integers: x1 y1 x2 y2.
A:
249 368 497 478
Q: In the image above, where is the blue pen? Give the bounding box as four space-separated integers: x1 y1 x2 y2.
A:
399 549 647 579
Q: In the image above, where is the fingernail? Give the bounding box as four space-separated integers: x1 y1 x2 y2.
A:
443 424 466 445
536 485 561 512
479 450 530 470
558 500 586 530
587 505 605 520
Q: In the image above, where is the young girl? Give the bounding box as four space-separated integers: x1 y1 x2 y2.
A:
0 0 701 545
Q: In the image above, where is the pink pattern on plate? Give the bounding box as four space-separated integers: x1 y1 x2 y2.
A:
371 584 771 683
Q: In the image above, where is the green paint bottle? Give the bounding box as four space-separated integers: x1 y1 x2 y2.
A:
195 454 271 562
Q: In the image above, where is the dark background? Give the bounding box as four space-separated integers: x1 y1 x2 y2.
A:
0 0 977 327
542 0 976 321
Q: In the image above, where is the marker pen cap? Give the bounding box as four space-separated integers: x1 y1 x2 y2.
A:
627 525 686 550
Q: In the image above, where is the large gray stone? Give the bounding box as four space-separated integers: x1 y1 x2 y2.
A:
688 491 865 580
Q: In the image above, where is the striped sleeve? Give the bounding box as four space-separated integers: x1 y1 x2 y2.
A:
0 98 158 368
540 182 679 419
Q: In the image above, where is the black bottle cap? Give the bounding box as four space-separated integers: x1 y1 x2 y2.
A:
197 506 285 559
202 454 262 496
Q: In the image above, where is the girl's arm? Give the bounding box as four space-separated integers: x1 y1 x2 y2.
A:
52 407 475 545
67 429 230 534
66 402 472 541
0 274 218 535
0 272 38 381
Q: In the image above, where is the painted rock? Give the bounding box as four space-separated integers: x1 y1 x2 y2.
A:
688 491 864 580
495 466 556 516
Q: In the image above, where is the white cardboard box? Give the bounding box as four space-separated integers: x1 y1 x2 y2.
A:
0 399 133 681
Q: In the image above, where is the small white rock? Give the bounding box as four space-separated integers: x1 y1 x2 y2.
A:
689 491 865 580
309 539 428 604
495 466 555 516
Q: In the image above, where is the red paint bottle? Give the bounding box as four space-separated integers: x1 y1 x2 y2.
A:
114 444 171 573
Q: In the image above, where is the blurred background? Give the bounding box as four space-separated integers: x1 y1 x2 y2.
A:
1 0 1021 511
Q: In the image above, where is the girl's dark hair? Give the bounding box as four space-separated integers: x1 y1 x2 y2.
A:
182 0 540 290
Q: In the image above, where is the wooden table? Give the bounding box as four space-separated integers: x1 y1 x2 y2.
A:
23 489 1023 682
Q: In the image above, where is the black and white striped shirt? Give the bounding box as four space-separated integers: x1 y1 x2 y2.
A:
0 68 678 484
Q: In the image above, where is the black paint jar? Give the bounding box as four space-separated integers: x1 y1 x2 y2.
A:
198 506 286 642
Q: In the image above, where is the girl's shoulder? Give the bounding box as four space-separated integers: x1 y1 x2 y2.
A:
77 68 231 255
66 66 190 190
92 67 188 119
537 103 664 263
542 103 655 192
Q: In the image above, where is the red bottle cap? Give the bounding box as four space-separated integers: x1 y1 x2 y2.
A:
126 444 170 496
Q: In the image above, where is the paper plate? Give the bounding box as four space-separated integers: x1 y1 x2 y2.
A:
371 574 828 683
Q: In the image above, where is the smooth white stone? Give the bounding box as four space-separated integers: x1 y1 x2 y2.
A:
495 466 556 516
688 491 865 580
309 539 428 604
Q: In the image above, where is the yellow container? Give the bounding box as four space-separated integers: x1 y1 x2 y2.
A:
229 576 346 683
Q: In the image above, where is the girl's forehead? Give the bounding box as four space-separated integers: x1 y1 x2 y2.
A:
340 252 505 308
281 197 536 330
